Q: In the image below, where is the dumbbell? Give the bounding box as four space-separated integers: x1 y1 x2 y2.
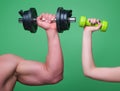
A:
18 7 76 33
79 16 108 32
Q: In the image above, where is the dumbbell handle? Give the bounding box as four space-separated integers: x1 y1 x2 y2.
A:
68 17 76 22
33 17 76 23
18 18 23 23
19 17 76 23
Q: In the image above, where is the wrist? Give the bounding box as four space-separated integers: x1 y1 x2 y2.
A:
83 30 92 34
46 29 58 39
83 30 92 38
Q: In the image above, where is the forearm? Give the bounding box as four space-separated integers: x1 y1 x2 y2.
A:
45 30 63 77
82 30 96 74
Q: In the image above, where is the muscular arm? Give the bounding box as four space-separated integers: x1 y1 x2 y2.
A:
16 14 63 85
82 19 120 82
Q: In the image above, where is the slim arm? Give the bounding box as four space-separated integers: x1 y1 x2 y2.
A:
82 19 120 82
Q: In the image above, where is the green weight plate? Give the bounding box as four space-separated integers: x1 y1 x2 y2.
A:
79 16 86 27
101 21 108 32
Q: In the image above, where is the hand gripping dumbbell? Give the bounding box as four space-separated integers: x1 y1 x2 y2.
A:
79 16 108 32
18 7 76 33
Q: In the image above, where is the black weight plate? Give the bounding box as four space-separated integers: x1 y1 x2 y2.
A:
56 7 72 33
56 7 63 33
19 8 38 33
29 8 38 33
60 9 69 30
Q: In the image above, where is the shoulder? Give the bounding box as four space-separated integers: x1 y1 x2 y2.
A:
0 54 25 75
0 54 24 64
0 54 22 60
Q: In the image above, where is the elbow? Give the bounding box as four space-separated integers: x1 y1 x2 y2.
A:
83 68 98 80
34 72 63 85
83 71 91 78
48 73 63 84
83 70 94 79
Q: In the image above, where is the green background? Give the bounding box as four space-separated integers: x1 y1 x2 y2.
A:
0 0 120 91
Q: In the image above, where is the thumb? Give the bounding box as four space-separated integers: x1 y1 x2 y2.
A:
36 16 45 27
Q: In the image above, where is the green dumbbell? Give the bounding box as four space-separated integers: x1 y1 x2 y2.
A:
79 16 108 32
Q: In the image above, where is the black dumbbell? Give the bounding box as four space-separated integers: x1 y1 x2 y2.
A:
18 7 76 33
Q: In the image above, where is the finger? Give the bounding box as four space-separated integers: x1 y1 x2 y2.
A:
49 14 56 22
93 18 97 24
37 13 46 21
39 13 49 23
36 18 43 27
88 18 96 24
37 13 46 25
88 18 91 23
94 23 102 30
45 13 52 23
97 19 101 24
89 18 96 24
51 14 56 21
42 13 47 21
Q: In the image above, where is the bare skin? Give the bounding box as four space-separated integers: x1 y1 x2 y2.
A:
0 13 63 91
82 18 120 82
